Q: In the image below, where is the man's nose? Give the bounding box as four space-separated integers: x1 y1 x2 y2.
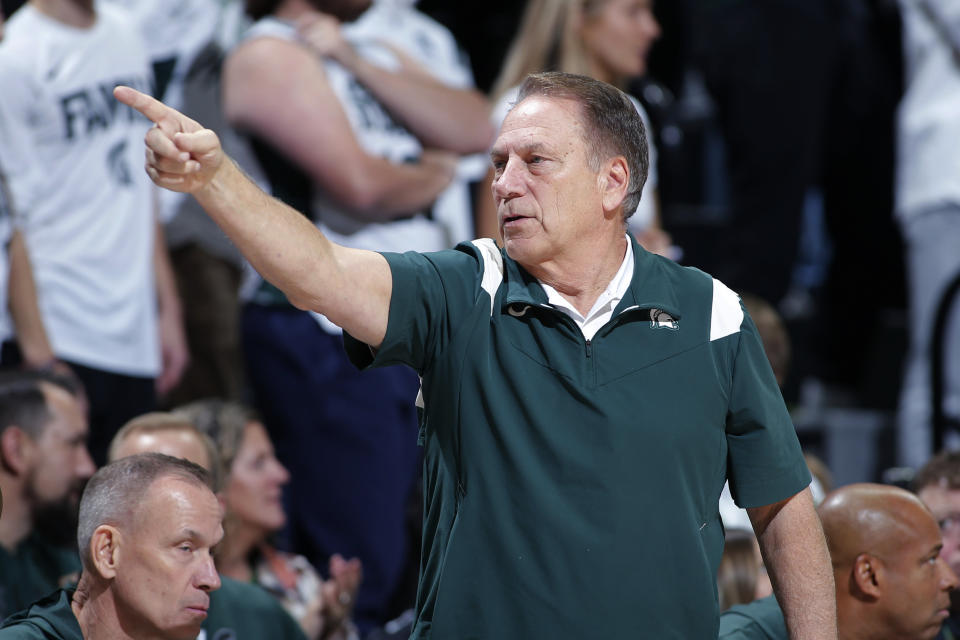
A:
76 446 96 479
197 553 221 592
271 458 290 485
492 158 524 200
940 557 959 591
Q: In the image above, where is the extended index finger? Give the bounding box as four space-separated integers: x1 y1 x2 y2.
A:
113 85 171 125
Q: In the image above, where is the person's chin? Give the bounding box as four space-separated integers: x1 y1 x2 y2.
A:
265 515 286 532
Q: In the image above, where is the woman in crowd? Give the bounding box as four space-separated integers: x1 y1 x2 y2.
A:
475 0 670 257
176 400 363 640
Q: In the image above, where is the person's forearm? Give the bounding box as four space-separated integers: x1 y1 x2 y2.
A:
750 489 837 640
194 159 346 311
195 157 391 346
7 229 56 367
153 219 182 323
152 211 190 395
340 152 454 218
114 82 393 347
338 48 493 154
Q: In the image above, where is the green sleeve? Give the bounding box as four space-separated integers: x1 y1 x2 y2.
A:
718 596 787 639
344 246 485 374
725 308 811 508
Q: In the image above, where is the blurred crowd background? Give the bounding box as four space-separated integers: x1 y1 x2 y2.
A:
0 0 958 637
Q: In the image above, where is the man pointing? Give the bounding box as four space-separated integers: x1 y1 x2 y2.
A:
114 73 836 639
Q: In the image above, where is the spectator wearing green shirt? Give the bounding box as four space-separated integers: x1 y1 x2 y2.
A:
107 412 311 640
0 373 93 621
720 484 958 640
0 452 222 640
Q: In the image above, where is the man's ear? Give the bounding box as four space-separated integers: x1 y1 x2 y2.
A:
599 156 630 216
0 426 33 476
851 553 883 599
90 525 122 580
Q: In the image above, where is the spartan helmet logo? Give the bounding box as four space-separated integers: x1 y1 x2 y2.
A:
508 304 530 317
107 140 133 186
649 308 679 330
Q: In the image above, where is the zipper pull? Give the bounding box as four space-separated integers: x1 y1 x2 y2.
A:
585 339 592 358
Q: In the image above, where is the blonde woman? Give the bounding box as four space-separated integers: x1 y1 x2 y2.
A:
176 400 363 640
476 0 669 256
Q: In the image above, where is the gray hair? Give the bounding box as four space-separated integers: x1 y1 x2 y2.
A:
516 71 649 220
76 453 212 570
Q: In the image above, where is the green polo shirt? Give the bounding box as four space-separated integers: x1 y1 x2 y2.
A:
202 576 307 640
345 237 810 639
719 596 787 639
0 590 81 640
0 579 305 640
0 535 80 622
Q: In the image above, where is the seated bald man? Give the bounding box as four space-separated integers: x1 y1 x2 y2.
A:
108 413 222 489
0 453 222 640
719 483 958 640
107 413 308 640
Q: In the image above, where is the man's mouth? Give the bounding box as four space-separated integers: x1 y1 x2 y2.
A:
186 598 210 615
937 600 952 619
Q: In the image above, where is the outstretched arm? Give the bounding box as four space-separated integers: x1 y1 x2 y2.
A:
115 86 392 347
152 217 189 396
748 487 837 640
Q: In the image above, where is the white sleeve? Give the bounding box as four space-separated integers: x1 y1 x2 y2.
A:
0 63 43 226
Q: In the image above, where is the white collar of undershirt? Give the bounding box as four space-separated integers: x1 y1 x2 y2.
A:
539 238 634 341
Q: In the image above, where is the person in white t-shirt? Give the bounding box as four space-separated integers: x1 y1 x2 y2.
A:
0 3 63 378
99 0 251 408
0 0 187 465
475 0 670 258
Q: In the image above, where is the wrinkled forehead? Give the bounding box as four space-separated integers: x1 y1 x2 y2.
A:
132 476 221 532
493 96 587 155
881 501 943 558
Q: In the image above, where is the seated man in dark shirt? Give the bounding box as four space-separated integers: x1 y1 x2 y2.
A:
720 483 958 640
107 412 309 640
0 453 222 640
0 373 93 621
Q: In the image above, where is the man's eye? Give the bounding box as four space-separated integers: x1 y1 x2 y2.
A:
529 156 543 164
